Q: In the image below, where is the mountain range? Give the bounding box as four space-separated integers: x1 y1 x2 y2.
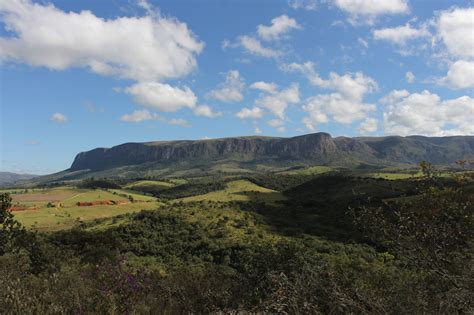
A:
70 132 474 170
12 133 474 186
0 172 37 186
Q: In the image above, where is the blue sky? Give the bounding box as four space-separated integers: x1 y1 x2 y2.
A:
0 0 473 174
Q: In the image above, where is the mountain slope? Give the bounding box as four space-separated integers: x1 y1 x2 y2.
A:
22 133 474 185
0 172 37 186
70 133 474 172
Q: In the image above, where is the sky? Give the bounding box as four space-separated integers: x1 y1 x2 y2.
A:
0 0 473 174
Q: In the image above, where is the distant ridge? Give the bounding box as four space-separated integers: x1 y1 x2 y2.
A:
0 172 37 186
70 133 474 172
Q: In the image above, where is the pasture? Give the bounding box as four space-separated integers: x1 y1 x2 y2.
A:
179 179 285 204
9 187 159 231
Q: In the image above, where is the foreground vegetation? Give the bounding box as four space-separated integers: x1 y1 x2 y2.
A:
0 166 473 313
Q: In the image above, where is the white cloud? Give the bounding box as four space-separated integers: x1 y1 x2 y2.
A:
283 61 377 100
50 113 67 123
379 89 409 105
238 36 282 58
255 83 300 119
303 93 376 128
193 105 222 118
123 82 196 112
303 112 328 131
406 71 415 83
373 23 430 45
358 117 378 134
277 126 286 133
358 37 369 48
267 119 285 127
436 7 474 59
120 109 162 122
254 126 263 134
236 107 263 119
257 15 302 41
168 118 190 127
333 0 409 24
207 70 245 102
136 0 153 13
283 61 378 130
289 0 318 10
383 90 474 136
0 0 204 82
221 39 232 50
250 81 278 94
437 60 474 89
226 15 300 58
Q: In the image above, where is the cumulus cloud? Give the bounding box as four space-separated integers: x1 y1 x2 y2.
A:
383 90 474 136
254 126 263 134
255 83 300 119
225 15 300 58
436 7 474 59
0 0 208 119
303 93 376 128
358 117 378 134
288 0 318 11
0 0 204 82
333 0 409 25
283 61 377 130
50 113 68 123
236 107 264 119
123 82 196 112
257 15 302 41
373 23 430 45
238 36 282 58
437 60 474 89
193 105 222 118
250 81 278 94
406 71 415 83
207 70 245 102
120 109 162 122
283 61 377 100
379 89 409 105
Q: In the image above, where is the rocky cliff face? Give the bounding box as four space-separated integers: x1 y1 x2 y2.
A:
70 133 474 171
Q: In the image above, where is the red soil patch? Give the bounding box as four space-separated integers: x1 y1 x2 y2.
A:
76 200 130 207
9 206 39 212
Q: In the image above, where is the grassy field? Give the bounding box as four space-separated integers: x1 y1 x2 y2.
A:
277 165 333 175
179 179 285 204
9 179 284 232
125 180 176 190
366 172 423 180
14 202 162 232
9 187 159 231
365 170 458 180
108 189 157 202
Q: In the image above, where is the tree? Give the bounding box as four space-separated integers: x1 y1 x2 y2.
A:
351 177 474 313
0 193 26 255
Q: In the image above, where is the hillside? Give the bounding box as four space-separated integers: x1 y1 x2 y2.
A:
71 133 473 170
0 172 37 186
20 133 474 185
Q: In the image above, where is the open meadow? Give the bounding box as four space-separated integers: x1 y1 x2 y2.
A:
7 186 159 231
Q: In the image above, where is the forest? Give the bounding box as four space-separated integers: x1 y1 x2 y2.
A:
0 166 473 313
